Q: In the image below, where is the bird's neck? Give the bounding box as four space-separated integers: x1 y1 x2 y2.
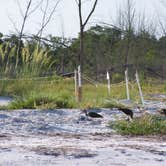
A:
84 110 88 116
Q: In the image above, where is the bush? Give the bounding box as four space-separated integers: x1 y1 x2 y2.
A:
9 92 75 109
110 115 166 135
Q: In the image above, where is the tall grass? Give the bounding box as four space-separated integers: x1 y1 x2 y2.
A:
0 42 55 77
0 42 16 76
20 44 55 77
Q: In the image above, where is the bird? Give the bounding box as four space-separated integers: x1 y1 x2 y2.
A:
118 107 134 120
82 109 103 118
158 108 166 116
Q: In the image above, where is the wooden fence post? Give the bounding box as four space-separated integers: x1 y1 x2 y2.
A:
77 65 82 102
106 71 111 96
135 70 144 106
125 69 130 100
74 70 78 101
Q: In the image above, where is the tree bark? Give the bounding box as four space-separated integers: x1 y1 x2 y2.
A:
77 0 98 71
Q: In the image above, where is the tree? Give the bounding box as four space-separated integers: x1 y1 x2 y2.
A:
15 0 42 70
36 0 61 45
75 0 98 71
75 0 98 101
123 0 135 68
115 0 136 69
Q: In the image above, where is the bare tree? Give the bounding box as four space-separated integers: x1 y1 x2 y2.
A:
124 0 136 68
15 0 41 69
36 0 61 44
75 0 98 71
13 0 61 69
75 0 98 102
113 0 136 71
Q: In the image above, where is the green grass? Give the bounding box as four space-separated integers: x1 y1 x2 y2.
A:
0 77 165 109
9 92 75 109
110 115 166 135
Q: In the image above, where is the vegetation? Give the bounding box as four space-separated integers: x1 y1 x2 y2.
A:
0 24 165 80
110 115 166 135
0 76 165 109
0 0 165 112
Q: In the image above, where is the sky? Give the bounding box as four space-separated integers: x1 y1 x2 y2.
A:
0 0 165 38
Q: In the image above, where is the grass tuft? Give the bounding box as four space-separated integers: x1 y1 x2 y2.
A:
110 115 166 135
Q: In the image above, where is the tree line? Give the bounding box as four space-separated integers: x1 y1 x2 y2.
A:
0 0 166 81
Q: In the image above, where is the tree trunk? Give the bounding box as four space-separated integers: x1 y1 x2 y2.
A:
79 27 84 72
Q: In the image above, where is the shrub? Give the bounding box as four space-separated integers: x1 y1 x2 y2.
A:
110 115 166 135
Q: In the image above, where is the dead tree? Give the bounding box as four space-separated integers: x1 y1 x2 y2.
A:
15 0 41 70
124 0 135 69
75 0 98 71
36 0 61 45
75 0 98 102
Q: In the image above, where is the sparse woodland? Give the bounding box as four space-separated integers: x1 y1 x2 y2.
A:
0 0 166 81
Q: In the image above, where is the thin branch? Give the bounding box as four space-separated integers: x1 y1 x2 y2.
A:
28 0 43 16
7 14 20 34
22 34 70 48
75 0 79 5
78 0 83 29
19 0 32 38
83 0 98 27
16 0 24 18
36 0 61 37
158 18 166 36
37 0 49 37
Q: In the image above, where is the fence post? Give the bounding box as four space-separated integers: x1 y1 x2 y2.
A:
125 69 130 100
106 71 111 96
77 65 82 102
74 70 78 101
135 70 144 106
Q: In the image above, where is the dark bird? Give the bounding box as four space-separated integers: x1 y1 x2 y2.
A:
118 107 134 119
158 108 166 116
82 109 103 118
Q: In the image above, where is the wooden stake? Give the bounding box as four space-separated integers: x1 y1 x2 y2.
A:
74 70 77 101
77 65 82 102
135 70 144 106
106 71 111 96
125 69 130 100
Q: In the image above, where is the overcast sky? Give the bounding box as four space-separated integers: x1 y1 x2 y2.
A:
0 0 165 37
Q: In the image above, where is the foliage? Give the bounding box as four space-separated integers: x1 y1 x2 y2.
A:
0 24 166 80
0 77 165 110
9 92 75 109
110 115 166 135
0 40 56 77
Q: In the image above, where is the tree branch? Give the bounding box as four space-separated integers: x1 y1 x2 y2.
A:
36 0 61 37
83 0 98 27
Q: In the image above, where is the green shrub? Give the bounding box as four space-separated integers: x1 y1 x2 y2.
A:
9 91 75 109
110 115 166 135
